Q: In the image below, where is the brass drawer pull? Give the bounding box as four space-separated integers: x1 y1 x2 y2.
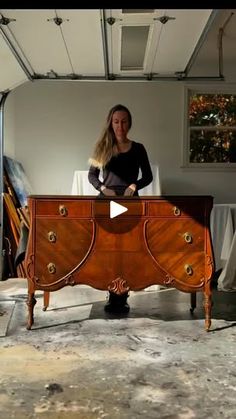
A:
184 264 193 276
173 206 181 216
47 263 56 274
59 205 68 217
184 232 192 243
48 231 57 242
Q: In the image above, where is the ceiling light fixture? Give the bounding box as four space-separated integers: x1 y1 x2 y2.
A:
46 69 58 79
0 13 16 26
47 17 69 26
154 15 176 24
106 17 116 26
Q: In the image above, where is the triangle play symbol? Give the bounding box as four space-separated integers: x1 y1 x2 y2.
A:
110 201 128 219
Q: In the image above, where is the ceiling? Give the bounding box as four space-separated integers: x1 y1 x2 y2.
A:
0 9 236 92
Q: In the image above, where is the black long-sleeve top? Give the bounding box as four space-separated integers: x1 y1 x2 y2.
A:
88 141 153 192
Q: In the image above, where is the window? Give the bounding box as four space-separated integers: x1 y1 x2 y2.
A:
183 87 236 169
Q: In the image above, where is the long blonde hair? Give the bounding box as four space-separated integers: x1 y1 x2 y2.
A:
88 104 132 168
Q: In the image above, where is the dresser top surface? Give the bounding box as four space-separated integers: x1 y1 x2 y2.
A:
28 195 213 201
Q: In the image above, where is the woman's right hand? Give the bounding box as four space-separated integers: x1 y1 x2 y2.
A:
102 187 116 196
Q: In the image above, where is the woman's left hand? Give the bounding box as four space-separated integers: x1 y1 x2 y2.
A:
124 184 136 196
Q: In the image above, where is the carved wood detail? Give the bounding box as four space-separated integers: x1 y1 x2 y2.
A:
205 254 214 282
26 253 34 280
164 274 175 287
65 275 76 286
26 293 37 330
108 277 130 295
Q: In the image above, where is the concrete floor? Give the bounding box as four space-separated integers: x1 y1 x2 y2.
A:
0 278 236 419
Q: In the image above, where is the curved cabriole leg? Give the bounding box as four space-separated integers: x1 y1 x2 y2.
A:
204 282 212 332
190 292 196 313
43 291 50 311
26 292 37 330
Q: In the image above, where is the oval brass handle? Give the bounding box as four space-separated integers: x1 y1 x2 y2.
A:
47 262 56 274
173 206 181 216
59 205 68 217
184 264 193 276
184 232 192 243
48 231 57 242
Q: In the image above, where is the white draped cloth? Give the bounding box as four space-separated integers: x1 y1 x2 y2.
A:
210 204 236 291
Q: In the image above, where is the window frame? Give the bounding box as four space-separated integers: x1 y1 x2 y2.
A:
182 84 236 171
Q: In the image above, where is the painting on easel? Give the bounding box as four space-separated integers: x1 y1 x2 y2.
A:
3 155 33 207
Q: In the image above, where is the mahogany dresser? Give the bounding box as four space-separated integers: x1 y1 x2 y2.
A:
25 195 214 331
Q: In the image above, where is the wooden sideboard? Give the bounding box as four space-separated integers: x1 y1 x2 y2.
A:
25 195 214 331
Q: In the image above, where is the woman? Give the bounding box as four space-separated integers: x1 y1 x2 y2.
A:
88 104 153 313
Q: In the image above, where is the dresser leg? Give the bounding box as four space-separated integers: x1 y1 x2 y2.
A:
43 291 50 311
26 292 37 330
190 292 196 313
204 284 212 332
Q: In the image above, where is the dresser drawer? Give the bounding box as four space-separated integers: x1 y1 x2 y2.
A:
147 200 206 218
34 218 94 284
93 200 145 217
146 219 205 252
153 251 206 286
35 200 92 217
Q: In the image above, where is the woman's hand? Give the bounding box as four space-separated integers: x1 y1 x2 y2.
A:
101 187 116 196
124 184 136 196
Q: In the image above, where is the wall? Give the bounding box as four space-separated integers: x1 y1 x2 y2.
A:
4 93 15 159
4 80 236 203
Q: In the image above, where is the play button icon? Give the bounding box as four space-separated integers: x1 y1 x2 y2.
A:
94 195 143 234
110 201 128 218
